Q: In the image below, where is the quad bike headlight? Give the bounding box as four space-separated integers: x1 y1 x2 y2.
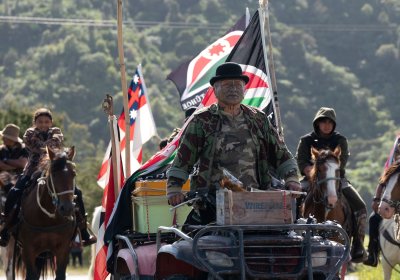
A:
205 251 234 267
306 250 327 267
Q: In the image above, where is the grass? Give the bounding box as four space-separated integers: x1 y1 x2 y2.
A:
347 262 400 280
66 265 90 275
345 235 400 279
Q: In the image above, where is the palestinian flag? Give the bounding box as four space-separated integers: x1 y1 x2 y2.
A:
167 15 246 111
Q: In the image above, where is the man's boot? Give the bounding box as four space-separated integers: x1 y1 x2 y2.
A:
76 210 97 247
363 238 379 267
350 210 367 263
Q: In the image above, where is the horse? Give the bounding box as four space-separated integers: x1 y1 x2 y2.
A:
302 147 353 277
15 146 77 280
379 218 400 280
378 162 400 220
377 163 400 280
303 147 353 234
0 171 18 280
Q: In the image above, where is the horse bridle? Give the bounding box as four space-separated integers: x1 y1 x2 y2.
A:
36 161 76 218
381 197 400 214
313 176 342 210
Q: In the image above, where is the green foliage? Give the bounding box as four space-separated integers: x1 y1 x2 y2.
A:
1 0 400 215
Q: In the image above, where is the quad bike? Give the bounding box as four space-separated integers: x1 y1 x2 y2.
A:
111 191 349 280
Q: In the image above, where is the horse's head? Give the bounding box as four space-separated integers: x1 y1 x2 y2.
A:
378 163 400 219
45 146 76 218
310 146 341 210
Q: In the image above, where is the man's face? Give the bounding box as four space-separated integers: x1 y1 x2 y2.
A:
317 118 334 135
214 79 245 106
1 137 16 147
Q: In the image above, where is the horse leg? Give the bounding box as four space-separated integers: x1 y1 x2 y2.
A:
23 255 40 280
381 259 392 280
20 244 41 280
55 248 70 280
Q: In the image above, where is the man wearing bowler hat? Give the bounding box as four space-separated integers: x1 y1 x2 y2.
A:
0 124 28 189
166 62 301 227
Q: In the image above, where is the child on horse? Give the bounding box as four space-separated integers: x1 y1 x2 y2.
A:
0 108 96 247
296 107 367 263
0 124 28 192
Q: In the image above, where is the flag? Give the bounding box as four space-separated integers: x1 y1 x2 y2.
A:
384 135 400 170
104 10 276 261
118 65 157 176
201 10 276 125
167 15 246 111
97 65 157 187
96 65 157 277
94 116 124 280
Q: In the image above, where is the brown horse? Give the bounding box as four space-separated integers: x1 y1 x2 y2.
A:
16 146 77 280
0 171 17 280
303 147 354 241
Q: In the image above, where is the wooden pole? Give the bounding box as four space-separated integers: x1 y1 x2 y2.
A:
259 0 284 138
117 0 131 178
102 95 120 197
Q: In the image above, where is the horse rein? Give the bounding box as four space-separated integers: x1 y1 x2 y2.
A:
36 162 76 218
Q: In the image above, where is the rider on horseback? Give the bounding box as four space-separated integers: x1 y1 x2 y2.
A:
0 124 28 192
0 108 97 247
296 107 367 263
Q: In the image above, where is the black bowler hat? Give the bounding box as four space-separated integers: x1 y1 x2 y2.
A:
209 62 249 86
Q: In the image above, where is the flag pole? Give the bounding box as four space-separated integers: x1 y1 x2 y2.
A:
117 0 131 178
102 95 121 196
259 0 284 138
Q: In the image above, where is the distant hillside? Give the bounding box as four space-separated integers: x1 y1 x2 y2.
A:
0 0 399 210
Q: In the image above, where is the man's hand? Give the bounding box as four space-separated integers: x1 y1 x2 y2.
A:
372 201 379 213
286 181 302 198
168 192 185 206
0 160 9 170
286 181 302 192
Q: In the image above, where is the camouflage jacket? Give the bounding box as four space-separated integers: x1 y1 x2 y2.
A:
23 127 63 176
167 104 298 194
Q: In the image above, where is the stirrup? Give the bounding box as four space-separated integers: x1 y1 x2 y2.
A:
82 236 97 247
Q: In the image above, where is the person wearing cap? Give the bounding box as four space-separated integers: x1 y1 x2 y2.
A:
166 62 301 227
0 108 96 247
0 124 28 191
295 107 367 263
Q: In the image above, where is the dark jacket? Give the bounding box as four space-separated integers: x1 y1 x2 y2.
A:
296 107 349 177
